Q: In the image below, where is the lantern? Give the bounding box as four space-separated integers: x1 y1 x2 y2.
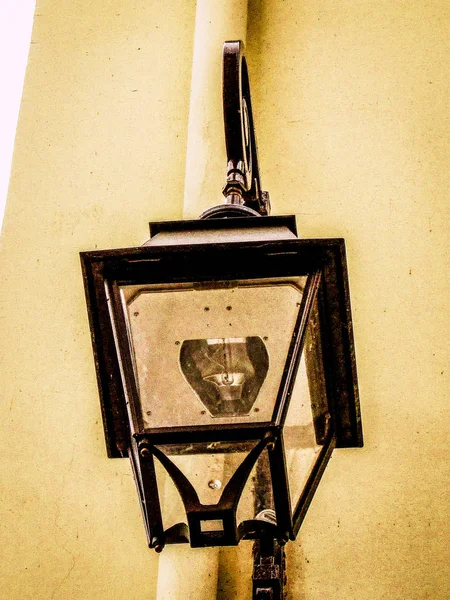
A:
80 40 362 598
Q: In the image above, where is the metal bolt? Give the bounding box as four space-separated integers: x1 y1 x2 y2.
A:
140 446 150 458
151 537 164 553
208 479 222 490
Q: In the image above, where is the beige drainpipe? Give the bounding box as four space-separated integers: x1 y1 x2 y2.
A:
155 2 248 598
182 0 248 220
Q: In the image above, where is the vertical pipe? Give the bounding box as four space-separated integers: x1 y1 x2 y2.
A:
182 0 248 220
156 2 248 599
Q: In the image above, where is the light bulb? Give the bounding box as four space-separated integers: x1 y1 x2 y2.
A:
180 336 269 417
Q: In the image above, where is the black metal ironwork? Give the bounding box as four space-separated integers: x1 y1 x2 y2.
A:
148 435 274 548
252 538 287 600
81 222 364 595
200 40 270 219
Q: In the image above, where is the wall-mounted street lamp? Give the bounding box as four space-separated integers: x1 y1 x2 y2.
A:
81 41 362 599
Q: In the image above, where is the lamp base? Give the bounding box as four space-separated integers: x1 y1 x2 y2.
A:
199 203 262 219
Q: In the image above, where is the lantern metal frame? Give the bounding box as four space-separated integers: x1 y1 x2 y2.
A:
81 215 362 550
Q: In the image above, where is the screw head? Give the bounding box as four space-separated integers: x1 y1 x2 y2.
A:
151 537 164 553
140 446 150 458
208 479 222 490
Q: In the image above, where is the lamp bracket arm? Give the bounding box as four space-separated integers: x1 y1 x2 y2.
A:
222 40 270 216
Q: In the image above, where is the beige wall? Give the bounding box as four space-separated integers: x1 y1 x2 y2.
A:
1 1 449 599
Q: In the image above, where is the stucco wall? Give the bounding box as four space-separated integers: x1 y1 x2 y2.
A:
1 1 449 599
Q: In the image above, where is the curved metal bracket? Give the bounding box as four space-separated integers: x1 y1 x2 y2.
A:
222 40 270 216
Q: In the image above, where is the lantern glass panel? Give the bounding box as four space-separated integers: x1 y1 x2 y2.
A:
236 446 275 526
118 277 306 430
283 292 330 507
154 458 187 531
155 441 256 506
